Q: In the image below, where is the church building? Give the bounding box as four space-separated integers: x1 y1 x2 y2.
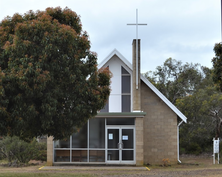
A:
47 39 187 166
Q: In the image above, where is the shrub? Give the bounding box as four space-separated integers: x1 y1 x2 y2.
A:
0 136 15 162
0 149 5 160
9 137 37 163
0 136 46 164
179 124 214 154
186 142 202 155
32 142 47 162
179 147 186 155
0 136 35 163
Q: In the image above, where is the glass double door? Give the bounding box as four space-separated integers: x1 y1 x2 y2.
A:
106 126 135 164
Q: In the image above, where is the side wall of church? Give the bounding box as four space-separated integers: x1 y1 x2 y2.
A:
141 81 178 165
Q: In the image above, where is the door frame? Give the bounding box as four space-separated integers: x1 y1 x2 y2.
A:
105 125 135 164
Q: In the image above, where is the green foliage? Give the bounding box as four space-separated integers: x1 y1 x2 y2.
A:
176 86 222 140
179 124 213 155
0 136 36 163
32 142 47 161
176 77 222 151
212 43 222 91
0 136 47 163
145 58 222 153
144 58 204 104
0 7 111 140
0 136 14 162
186 142 202 155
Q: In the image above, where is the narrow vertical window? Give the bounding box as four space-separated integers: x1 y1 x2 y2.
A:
121 66 131 112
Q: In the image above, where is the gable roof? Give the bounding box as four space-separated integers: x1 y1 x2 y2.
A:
98 49 187 123
98 49 132 69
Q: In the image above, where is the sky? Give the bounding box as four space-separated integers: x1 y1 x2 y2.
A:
0 0 221 73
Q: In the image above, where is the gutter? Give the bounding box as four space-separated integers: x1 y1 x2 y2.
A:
177 120 184 163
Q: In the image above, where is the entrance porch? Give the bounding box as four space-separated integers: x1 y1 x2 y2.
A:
47 112 145 166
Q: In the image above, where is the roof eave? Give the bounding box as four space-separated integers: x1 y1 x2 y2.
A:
96 112 146 118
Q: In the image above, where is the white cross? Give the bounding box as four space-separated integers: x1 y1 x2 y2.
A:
127 9 147 89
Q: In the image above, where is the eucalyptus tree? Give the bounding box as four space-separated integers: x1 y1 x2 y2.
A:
0 7 111 140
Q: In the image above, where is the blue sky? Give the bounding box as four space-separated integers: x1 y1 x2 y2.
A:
0 0 220 72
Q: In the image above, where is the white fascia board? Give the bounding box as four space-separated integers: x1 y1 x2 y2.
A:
98 49 132 70
140 74 187 123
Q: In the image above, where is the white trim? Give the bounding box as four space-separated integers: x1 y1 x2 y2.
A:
98 49 132 70
177 121 183 163
87 120 89 162
98 49 187 123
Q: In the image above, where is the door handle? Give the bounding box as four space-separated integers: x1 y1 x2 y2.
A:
118 143 121 149
118 142 123 149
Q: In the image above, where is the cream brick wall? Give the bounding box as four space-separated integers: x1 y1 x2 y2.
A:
135 117 143 166
132 39 141 111
141 81 178 165
47 136 53 166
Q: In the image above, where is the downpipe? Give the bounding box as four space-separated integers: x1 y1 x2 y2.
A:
177 121 183 163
